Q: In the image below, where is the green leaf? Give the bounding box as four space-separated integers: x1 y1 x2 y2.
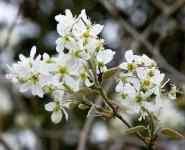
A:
72 88 94 98
126 125 146 134
160 128 184 139
102 67 119 81
78 104 90 110
64 101 76 109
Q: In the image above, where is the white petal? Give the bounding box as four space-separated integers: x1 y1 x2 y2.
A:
31 84 44 97
51 110 62 124
32 55 41 71
126 77 140 92
119 62 127 70
64 76 80 92
115 81 123 92
80 9 90 25
45 102 55 111
127 104 139 114
57 23 65 35
90 24 104 36
53 90 64 100
136 67 147 80
97 49 115 64
143 102 154 112
30 46 36 59
19 54 28 62
153 70 165 84
125 50 133 62
123 83 136 96
20 81 32 92
62 108 68 120
145 88 155 97
65 9 73 18
56 43 64 53
43 53 49 60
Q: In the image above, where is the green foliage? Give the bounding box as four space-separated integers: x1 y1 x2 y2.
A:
126 125 146 134
78 104 90 110
160 128 184 139
102 67 119 81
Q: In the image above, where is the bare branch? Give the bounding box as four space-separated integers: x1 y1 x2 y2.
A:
0 0 24 50
100 0 185 83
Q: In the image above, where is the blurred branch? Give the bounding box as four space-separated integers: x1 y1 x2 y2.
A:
0 135 12 150
100 0 185 83
151 0 167 11
77 80 116 150
132 0 185 50
0 0 24 50
68 110 81 135
77 98 101 150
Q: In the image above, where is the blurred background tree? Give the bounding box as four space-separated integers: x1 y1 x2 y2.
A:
0 0 185 149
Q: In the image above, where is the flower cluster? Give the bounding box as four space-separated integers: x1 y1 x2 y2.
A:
6 9 178 126
6 9 115 123
115 50 177 120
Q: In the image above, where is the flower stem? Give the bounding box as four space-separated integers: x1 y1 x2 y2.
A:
96 82 155 150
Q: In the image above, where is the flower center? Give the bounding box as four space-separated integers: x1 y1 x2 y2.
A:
57 66 68 77
127 63 136 72
80 71 88 80
121 92 128 99
135 94 143 103
29 73 39 84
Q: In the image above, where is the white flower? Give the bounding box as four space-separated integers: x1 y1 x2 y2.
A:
116 50 177 121
136 67 165 94
117 83 154 117
18 46 37 68
53 54 81 92
55 10 76 53
45 92 68 124
83 38 105 56
141 54 156 67
7 46 50 97
96 49 115 73
41 53 56 73
97 49 115 64
119 50 141 72
55 9 75 26
73 9 103 39
6 9 179 126
19 59 49 97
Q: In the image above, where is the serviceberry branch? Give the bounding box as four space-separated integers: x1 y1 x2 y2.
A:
6 9 183 149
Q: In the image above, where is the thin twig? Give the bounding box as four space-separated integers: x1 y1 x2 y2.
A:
100 0 185 83
132 0 185 51
1 0 24 50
